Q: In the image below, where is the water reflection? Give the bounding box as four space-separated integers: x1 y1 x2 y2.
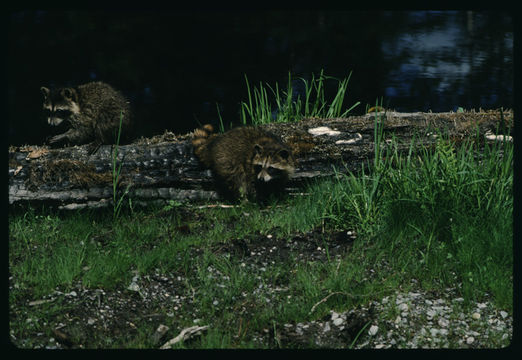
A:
7 11 513 145
380 11 512 112
381 11 513 111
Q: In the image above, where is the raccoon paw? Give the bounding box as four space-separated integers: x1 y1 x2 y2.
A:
48 134 65 144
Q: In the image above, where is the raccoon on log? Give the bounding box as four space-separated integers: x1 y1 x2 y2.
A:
40 81 131 151
192 124 296 201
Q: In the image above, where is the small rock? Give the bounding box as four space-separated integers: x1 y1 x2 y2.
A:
398 303 408 312
500 311 508 319
453 297 465 302
128 283 140 292
87 318 96 325
438 318 449 327
308 126 341 136
333 318 344 327
426 309 437 318
331 311 340 321
477 303 487 309
375 344 385 349
368 325 379 336
472 313 481 320
466 336 474 344
323 322 331 333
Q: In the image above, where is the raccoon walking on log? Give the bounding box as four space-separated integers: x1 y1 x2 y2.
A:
192 124 296 201
40 81 131 152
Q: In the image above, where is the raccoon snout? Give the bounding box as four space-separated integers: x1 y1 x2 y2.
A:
48 117 64 126
257 170 272 182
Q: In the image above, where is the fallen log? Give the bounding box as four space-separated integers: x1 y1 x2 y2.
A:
8 110 512 209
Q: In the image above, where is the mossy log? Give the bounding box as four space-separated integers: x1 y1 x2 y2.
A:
8 110 513 209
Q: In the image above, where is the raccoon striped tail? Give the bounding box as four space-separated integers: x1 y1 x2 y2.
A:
192 124 215 166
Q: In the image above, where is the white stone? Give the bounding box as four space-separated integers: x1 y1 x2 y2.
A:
438 318 449 327
127 283 140 292
427 309 437 318
333 318 344 326
472 313 481 320
308 126 341 136
485 133 512 142
368 325 379 336
398 303 408 312
500 311 508 319
335 133 362 145
323 322 331 332
466 336 474 344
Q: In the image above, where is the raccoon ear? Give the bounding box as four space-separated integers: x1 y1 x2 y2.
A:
40 87 50 99
60 88 76 101
278 149 290 160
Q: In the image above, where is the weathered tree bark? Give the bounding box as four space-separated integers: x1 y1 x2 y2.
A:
8 110 512 209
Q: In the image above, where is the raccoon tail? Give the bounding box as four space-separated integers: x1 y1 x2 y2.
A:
192 124 215 166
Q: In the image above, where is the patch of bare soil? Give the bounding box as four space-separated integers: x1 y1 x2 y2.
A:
10 229 362 349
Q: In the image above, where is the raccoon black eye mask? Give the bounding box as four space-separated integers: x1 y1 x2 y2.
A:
40 81 131 150
192 124 295 200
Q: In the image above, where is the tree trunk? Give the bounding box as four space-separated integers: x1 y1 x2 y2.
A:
9 110 512 209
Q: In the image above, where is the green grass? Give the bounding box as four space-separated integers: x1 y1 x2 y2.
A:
9 117 513 348
112 111 131 219
217 69 360 130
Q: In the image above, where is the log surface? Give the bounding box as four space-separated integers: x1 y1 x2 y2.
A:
9 110 512 209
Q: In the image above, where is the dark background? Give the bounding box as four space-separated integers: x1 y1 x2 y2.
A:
7 10 513 145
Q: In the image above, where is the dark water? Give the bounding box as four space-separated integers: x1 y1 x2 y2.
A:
8 11 513 145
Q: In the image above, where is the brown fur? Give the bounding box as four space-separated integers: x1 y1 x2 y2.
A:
41 81 131 148
192 125 295 200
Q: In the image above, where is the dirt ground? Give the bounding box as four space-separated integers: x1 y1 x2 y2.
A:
10 228 368 349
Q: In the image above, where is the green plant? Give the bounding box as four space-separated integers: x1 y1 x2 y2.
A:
112 111 131 219
240 70 360 126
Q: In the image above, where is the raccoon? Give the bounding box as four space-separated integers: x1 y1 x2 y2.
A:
40 81 131 150
192 124 295 201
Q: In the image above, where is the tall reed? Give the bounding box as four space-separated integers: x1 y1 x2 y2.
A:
239 70 360 126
